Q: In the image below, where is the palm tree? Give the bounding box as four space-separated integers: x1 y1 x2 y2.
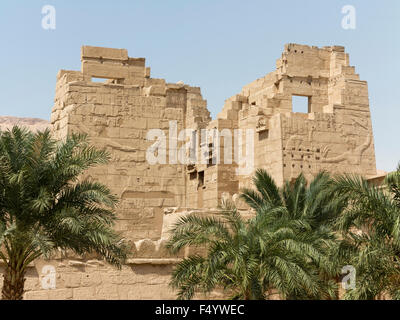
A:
0 126 128 300
241 169 344 299
386 164 400 207
167 200 270 300
334 165 400 299
167 169 343 300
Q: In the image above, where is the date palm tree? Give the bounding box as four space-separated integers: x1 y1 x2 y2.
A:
167 169 343 300
0 126 128 300
334 164 400 299
167 201 267 300
241 169 344 299
386 164 400 207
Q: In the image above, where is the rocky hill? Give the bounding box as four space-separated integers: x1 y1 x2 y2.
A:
0 116 50 132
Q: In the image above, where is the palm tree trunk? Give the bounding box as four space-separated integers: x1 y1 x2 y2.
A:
244 289 251 300
1 263 26 300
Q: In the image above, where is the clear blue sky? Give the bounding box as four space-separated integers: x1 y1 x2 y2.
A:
0 0 398 171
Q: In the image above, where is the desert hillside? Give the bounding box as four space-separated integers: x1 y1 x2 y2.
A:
0 116 50 132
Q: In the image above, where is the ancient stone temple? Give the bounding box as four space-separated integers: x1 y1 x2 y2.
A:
51 44 378 237
1 44 382 299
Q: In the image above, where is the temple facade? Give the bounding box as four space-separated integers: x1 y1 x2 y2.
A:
0 43 381 299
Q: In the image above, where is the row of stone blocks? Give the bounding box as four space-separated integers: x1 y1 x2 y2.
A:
36 238 205 262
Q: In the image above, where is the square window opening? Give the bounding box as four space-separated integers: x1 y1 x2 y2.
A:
292 95 311 113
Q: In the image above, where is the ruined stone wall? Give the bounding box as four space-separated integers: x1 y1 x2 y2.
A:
277 44 376 182
0 259 176 300
51 46 210 241
0 44 380 300
213 43 377 191
0 208 216 300
40 46 214 299
173 44 377 210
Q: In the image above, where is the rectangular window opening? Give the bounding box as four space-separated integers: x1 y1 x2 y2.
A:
292 95 311 113
91 77 107 83
258 130 269 141
198 171 204 187
91 77 123 84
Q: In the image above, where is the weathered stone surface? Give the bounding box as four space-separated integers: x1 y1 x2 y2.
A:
0 260 178 300
0 44 383 299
